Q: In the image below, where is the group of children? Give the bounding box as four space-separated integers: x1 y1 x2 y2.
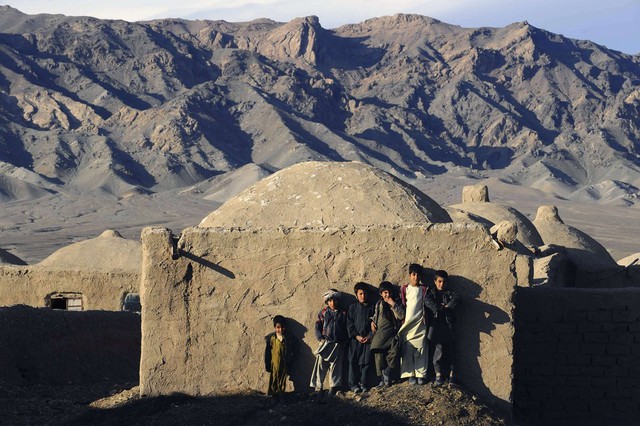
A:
264 264 462 400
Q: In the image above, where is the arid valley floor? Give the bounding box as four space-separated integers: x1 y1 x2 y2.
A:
3 174 638 265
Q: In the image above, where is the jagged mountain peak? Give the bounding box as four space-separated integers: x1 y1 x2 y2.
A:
256 15 325 65
0 5 23 14
286 15 321 26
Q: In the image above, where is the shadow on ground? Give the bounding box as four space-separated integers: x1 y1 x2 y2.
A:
2 380 508 426
67 392 412 426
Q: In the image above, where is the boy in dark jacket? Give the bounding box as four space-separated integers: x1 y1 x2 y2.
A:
425 270 462 386
370 281 405 386
264 315 297 401
347 282 375 393
310 289 348 396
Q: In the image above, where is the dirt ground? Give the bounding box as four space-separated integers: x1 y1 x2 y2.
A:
1 380 508 426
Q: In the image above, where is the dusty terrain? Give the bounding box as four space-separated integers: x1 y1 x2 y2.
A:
2 172 638 264
2 381 507 426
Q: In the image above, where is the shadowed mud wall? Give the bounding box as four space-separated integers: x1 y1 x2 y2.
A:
0 305 140 385
140 224 527 408
0 267 139 311
514 288 640 424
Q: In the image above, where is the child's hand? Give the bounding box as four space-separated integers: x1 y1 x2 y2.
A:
382 294 395 306
371 322 377 332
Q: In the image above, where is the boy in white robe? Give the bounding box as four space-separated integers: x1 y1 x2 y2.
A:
398 263 430 385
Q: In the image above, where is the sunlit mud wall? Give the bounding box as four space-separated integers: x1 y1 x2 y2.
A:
0 266 139 311
140 224 529 408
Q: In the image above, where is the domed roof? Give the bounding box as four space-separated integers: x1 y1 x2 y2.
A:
37 230 141 272
0 248 27 265
199 161 451 228
533 206 617 271
449 186 543 248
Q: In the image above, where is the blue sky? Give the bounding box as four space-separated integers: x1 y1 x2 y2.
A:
3 0 639 54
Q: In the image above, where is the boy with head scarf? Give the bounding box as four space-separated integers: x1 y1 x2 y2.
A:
310 288 348 396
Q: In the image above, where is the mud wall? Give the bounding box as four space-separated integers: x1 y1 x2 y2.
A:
0 305 140 385
0 266 139 311
140 224 528 408
514 287 640 424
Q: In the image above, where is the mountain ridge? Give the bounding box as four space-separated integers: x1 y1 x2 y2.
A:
0 7 638 204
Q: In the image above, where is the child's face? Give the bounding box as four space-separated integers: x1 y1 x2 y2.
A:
409 271 421 287
434 276 446 291
327 298 337 310
380 289 391 299
275 323 285 335
356 289 367 303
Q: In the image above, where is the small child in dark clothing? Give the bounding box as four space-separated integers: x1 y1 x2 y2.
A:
370 281 405 386
425 270 462 387
310 289 348 396
264 315 297 400
347 282 375 393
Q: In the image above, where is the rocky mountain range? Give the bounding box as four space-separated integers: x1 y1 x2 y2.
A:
0 5 639 263
1 5 640 204
0 6 639 205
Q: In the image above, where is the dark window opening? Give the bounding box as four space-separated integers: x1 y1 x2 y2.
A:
50 297 66 310
49 294 83 311
122 293 141 313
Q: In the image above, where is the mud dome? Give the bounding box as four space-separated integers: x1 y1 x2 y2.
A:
449 185 543 248
533 205 617 271
199 161 452 227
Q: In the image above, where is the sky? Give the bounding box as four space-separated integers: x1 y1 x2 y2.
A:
2 0 639 54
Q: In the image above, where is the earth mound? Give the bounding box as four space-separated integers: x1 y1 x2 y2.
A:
449 185 543 248
533 205 617 271
199 161 452 228
36 229 141 272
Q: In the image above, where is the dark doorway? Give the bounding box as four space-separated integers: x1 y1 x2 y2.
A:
49 294 83 311
50 297 66 310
